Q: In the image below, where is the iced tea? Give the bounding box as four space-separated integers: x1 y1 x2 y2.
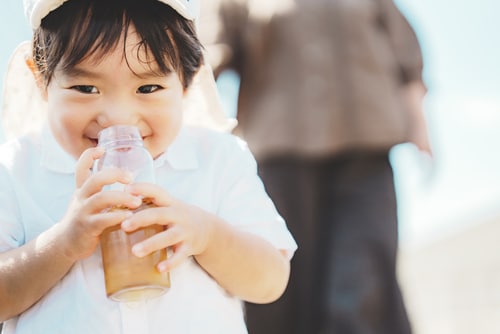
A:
100 199 170 302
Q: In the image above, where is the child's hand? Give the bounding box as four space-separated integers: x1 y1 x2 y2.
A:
58 147 143 261
120 182 213 273
120 182 291 304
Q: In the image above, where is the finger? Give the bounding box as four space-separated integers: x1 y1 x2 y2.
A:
125 182 174 207
121 206 177 232
131 227 183 258
79 168 134 199
157 244 190 272
86 210 134 236
86 190 143 214
75 147 105 188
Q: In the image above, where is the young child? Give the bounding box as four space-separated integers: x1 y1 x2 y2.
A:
0 0 296 333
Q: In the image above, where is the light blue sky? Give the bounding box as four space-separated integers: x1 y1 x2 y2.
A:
1 0 499 247
392 0 500 246
396 0 500 98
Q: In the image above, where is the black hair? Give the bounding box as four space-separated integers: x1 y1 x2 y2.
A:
33 0 204 89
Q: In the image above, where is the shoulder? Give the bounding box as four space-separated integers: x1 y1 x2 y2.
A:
185 126 251 156
0 134 42 198
180 126 257 175
0 133 41 170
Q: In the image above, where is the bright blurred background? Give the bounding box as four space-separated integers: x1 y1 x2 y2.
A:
214 0 500 249
392 0 500 246
1 0 499 333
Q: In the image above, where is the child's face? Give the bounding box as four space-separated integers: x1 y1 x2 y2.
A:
44 26 185 160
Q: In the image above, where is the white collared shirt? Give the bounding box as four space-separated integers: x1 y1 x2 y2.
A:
0 125 297 334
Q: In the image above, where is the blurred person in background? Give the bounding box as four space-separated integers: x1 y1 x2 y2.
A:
200 0 432 333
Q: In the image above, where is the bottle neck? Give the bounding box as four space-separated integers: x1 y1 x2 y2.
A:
98 125 144 149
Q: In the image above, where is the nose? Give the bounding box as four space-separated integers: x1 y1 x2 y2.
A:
96 99 140 127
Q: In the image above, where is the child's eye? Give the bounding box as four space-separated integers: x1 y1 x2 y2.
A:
137 85 162 94
71 85 99 94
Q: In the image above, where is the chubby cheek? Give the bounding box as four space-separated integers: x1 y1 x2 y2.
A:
47 102 89 159
147 112 183 159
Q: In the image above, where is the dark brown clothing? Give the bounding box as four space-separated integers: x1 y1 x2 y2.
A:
202 0 426 332
251 152 411 334
204 0 425 160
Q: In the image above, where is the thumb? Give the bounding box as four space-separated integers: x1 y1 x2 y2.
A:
75 147 105 187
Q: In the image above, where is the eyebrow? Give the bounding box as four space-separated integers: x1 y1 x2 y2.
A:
60 65 172 80
59 66 101 80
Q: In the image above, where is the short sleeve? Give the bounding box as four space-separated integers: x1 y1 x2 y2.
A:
214 137 297 259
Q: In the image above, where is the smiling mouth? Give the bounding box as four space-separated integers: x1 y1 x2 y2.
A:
87 135 147 146
88 137 98 146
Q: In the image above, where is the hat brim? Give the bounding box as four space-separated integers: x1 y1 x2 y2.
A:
27 0 200 29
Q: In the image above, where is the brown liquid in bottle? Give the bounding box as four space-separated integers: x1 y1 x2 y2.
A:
100 198 170 302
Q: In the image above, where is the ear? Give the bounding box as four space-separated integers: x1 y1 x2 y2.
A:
25 57 48 100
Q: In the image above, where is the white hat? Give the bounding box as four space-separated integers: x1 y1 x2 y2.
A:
24 0 200 29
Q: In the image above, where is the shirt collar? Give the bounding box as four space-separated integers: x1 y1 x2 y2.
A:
41 126 77 174
41 126 199 174
160 127 199 170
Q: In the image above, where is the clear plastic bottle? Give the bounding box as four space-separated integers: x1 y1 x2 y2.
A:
95 125 170 302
